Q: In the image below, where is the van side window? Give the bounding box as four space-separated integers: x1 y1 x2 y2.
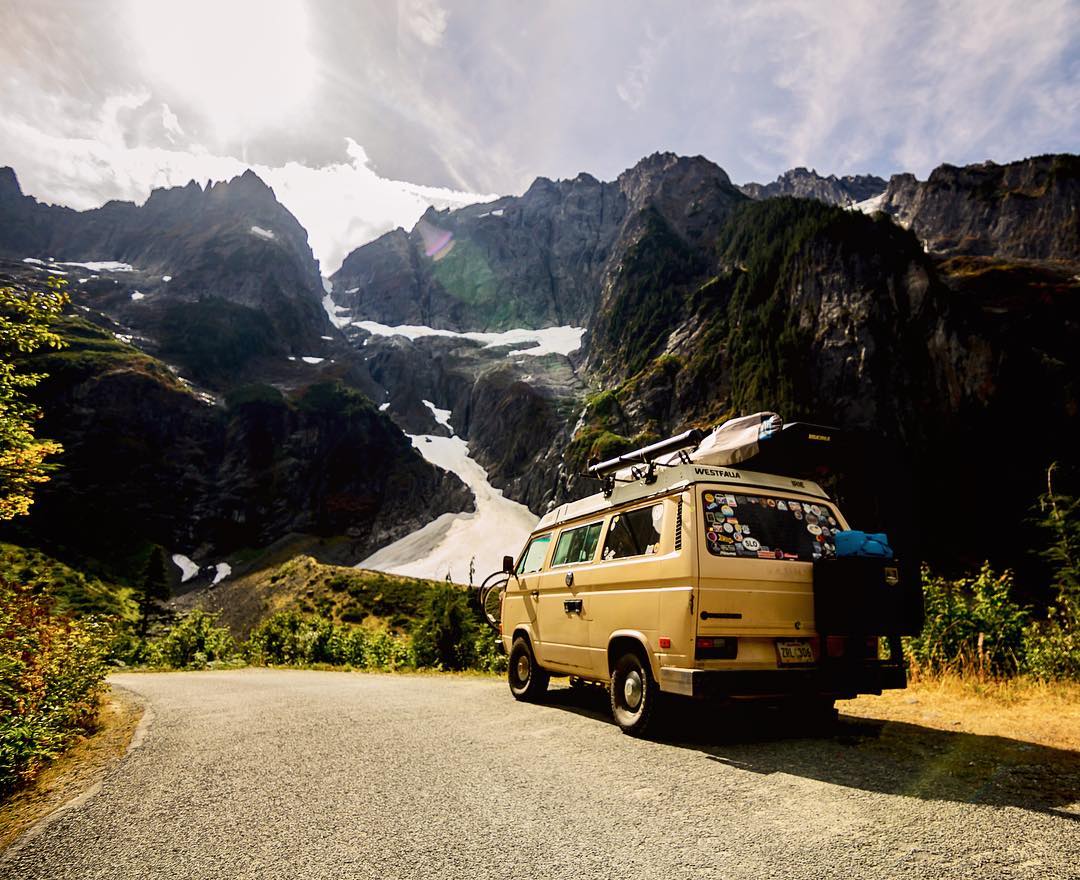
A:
602 503 664 560
551 521 603 566
517 534 551 574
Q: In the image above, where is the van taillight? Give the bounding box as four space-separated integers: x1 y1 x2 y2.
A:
825 636 846 657
694 637 737 660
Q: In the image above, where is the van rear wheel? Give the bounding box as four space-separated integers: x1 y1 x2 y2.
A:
508 637 549 702
610 651 659 736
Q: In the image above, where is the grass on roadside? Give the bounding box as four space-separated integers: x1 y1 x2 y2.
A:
839 672 1080 752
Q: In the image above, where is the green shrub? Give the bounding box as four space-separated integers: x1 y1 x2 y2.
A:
243 611 412 670
411 583 478 670
0 543 134 619
150 610 235 669
0 580 110 793
472 630 508 674
906 563 1028 677
361 627 412 670
244 610 329 665
1023 615 1080 680
1019 463 1080 680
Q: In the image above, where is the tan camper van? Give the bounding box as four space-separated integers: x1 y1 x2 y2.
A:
497 420 916 736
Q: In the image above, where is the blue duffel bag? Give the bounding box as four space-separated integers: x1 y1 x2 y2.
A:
834 530 893 559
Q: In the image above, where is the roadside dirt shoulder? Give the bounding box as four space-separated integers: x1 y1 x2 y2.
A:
0 686 145 852
839 678 1080 752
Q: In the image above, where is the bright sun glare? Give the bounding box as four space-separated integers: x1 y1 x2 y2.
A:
129 0 316 138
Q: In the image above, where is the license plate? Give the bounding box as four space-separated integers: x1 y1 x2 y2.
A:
776 640 815 666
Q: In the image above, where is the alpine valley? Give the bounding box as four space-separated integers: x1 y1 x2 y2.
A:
1 151 1077 615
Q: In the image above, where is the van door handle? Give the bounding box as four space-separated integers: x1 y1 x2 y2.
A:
530 589 539 600
564 599 583 614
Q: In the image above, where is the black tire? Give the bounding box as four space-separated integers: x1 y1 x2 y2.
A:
609 650 659 736
508 637 549 702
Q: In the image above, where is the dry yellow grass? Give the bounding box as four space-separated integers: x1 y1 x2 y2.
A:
839 674 1080 753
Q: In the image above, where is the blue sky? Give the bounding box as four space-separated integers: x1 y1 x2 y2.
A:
1 0 1077 271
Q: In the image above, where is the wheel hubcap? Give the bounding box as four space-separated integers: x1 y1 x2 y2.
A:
623 670 643 710
516 654 531 682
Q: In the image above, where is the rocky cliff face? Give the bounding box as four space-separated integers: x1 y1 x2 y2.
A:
331 174 623 332
331 152 746 334
878 155 1080 263
557 192 1079 575
329 151 1079 580
739 168 887 205
0 168 333 386
1 309 472 581
5 149 1077 588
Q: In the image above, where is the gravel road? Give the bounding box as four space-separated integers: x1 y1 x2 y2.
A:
4 669 1078 879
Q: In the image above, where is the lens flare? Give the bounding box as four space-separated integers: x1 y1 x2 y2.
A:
417 218 454 260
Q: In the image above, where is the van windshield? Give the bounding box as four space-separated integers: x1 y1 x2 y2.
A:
517 534 551 574
702 491 839 562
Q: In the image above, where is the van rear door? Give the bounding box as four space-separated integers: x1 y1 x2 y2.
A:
696 488 846 644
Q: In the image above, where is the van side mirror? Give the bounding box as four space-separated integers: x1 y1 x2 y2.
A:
502 555 515 574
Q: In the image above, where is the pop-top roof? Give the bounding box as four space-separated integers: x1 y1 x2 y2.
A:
536 462 829 532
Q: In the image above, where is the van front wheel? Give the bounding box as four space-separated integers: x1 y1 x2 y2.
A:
610 651 658 736
508 637 549 702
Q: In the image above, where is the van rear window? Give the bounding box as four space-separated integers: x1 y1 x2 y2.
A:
702 491 838 562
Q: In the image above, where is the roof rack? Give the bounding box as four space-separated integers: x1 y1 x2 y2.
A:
584 418 847 498
587 428 706 497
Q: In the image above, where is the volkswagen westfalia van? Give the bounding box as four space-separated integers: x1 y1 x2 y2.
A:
498 418 917 736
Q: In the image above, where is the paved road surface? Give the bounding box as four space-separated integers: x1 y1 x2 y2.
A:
4 670 1078 879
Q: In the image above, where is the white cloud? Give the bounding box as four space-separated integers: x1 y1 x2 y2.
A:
398 0 449 47
616 25 667 111
161 103 183 140
733 0 1078 178
0 95 493 273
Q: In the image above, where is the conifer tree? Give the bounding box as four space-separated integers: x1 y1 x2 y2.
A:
137 544 172 638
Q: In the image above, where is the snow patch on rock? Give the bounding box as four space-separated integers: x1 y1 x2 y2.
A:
356 321 585 357
360 407 536 583
853 192 886 214
172 553 200 583
250 225 276 241
59 260 135 272
322 294 351 329
422 399 452 431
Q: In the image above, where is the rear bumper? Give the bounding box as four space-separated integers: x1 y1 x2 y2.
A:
658 662 906 700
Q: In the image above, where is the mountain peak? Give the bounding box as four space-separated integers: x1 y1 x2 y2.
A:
739 166 887 205
0 166 24 201
210 168 276 199
620 152 732 187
